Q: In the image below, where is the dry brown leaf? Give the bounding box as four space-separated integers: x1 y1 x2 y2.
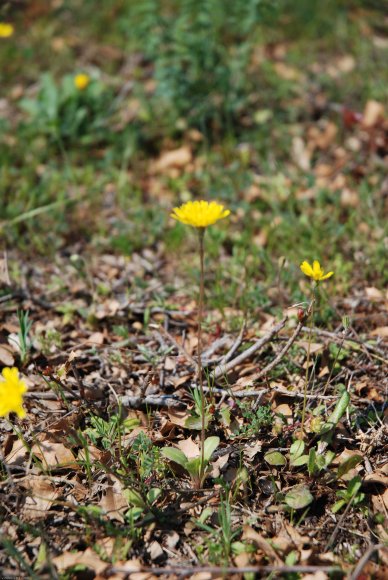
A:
243 525 283 564
99 477 128 522
292 137 311 171
297 341 324 354
365 287 384 302
87 331 105 345
177 437 199 459
371 326 388 338
32 439 78 470
21 476 59 520
0 344 14 366
153 146 192 172
364 471 388 487
363 100 385 128
6 438 28 465
273 403 293 425
52 548 107 574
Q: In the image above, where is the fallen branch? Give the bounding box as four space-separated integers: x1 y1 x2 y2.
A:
219 321 246 366
109 564 341 577
212 317 287 379
119 394 184 409
350 543 385 580
302 325 387 359
236 315 306 388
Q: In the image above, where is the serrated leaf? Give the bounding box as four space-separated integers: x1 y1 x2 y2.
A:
264 451 286 466
203 436 220 462
285 485 313 510
161 447 188 468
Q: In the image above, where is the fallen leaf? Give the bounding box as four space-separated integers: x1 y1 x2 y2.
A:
371 326 388 338
21 476 59 520
32 439 78 470
363 100 385 128
177 437 199 459
52 548 107 574
99 477 128 522
243 525 283 564
0 344 14 366
153 146 192 172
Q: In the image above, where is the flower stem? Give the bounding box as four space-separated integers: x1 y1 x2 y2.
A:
301 294 315 433
198 229 206 483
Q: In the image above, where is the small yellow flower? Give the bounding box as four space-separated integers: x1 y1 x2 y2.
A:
0 23 14 38
171 200 230 228
0 367 27 419
74 73 90 90
300 260 334 282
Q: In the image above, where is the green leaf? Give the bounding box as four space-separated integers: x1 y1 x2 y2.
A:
290 440 305 461
308 448 317 476
285 485 313 510
348 476 362 497
147 488 162 504
325 450 335 467
264 451 286 466
320 390 350 434
337 455 363 479
161 447 188 468
185 414 210 430
197 507 213 524
125 506 144 521
220 406 231 427
203 436 220 462
186 457 201 478
332 499 346 514
124 489 145 508
291 455 309 467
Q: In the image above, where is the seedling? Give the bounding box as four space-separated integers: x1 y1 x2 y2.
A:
17 309 32 365
162 436 220 489
332 476 365 513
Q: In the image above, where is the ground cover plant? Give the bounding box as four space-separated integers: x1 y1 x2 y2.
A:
0 0 387 578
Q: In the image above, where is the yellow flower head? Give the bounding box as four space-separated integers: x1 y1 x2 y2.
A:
300 260 334 282
74 73 90 90
171 200 230 228
0 23 14 38
0 367 27 419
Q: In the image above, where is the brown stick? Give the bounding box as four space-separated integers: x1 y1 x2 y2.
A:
349 543 385 580
236 316 306 388
108 564 341 576
212 317 287 379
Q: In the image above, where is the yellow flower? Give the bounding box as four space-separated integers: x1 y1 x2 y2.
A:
300 260 334 282
74 73 90 90
0 23 14 38
0 367 27 419
171 200 230 228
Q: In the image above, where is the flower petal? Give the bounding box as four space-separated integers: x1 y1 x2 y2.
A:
321 271 334 280
312 260 323 279
300 261 314 278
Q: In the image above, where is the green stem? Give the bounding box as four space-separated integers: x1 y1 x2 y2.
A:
301 292 315 433
198 229 206 484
